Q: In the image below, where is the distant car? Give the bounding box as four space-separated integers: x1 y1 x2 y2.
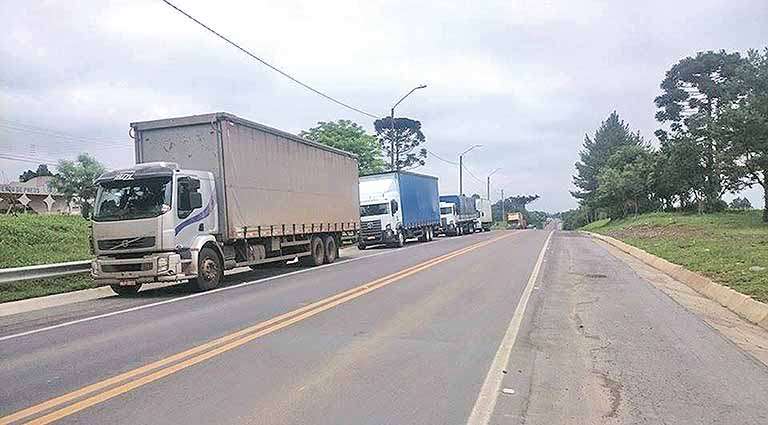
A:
526 224 536 229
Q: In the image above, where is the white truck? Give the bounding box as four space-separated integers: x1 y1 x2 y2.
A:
474 198 492 232
438 195 479 236
358 171 440 249
90 112 360 295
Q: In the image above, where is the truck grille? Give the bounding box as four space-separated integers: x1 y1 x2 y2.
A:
101 262 153 273
98 237 156 251
360 219 381 238
440 218 447 227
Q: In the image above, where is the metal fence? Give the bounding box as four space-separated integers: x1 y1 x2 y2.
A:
0 261 90 284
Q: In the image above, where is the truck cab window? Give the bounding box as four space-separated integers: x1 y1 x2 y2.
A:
177 177 202 219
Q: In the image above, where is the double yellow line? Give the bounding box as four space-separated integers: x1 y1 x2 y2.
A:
2 233 513 425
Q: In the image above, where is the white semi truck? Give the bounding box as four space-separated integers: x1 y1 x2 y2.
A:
358 171 440 249
474 198 492 232
90 113 360 295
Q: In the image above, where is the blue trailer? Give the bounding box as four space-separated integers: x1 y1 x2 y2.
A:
358 171 440 248
439 194 480 236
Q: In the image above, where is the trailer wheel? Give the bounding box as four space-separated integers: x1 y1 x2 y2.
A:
189 247 223 291
357 242 366 250
324 235 337 263
418 228 427 242
301 235 325 266
427 227 434 241
110 284 141 297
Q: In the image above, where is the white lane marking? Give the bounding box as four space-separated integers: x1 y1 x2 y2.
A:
466 230 553 425
0 234 492 343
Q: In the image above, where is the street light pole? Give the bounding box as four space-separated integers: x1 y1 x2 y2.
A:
458 144 481 195
389 84 427 170
486 168 501 200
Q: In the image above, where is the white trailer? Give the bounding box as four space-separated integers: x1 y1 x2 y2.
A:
90 112 359 295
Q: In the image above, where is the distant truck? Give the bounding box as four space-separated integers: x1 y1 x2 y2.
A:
358 171 439 249
439 195 479 236
507 212 527 229
90 112 360 295
474 198 492 232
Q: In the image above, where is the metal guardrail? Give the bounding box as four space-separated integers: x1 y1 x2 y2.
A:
0 260 91 284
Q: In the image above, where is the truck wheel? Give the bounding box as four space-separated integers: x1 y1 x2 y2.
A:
301 236 325 266
357 242 366 250
395 230 405 247
324 235 338 263
418 228 427 242
189 247 223 291
110 284 141 297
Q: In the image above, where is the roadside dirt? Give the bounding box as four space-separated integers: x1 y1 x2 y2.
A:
606 224 705 240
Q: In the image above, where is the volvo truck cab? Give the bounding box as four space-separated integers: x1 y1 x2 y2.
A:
90 162 218 295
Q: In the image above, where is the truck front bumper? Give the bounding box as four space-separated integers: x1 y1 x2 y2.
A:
358 229 396 246
91 252 194 285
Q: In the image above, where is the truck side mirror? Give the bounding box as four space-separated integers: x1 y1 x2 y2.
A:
390 200 398 215
189 192 203 209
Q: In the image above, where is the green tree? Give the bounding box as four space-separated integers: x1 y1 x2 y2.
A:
491 194 540 221
722 48 768 221
594 146 657 218
19 164 54 182
50 154 106 218
654 50 747 211
300 120 385 175
373 117 427 170
572 111 645 218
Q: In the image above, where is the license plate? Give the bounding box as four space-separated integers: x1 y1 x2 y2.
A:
118 280 136 286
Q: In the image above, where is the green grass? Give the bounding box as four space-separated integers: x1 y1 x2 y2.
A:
0 214 96 303
582 211 768 303
0 214 91 268
0 275 98 303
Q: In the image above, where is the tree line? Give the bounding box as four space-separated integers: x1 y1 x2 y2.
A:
563 48 767 230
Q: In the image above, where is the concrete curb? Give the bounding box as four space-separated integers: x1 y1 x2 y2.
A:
586 231 768 331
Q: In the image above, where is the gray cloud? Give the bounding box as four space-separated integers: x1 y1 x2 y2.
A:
1 0 766 211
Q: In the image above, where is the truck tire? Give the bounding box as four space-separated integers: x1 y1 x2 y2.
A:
110 284 141 296
357 242 366 250
395 230 405 248
189 247 223 291
301 235 325 266
324 235 338 263
418 227 427 242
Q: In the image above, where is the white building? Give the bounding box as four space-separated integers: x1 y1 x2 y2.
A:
0 176 73 214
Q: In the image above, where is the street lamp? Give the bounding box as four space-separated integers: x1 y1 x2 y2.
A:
459 144 482 195
389 84 427 169
486 168 501 200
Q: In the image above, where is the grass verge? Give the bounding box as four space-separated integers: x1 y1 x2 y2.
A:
0 275 98 303
583 211 768 303
0 214 95 303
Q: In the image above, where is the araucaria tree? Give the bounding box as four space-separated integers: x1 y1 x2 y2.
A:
654 50 746 212
373 117 427 171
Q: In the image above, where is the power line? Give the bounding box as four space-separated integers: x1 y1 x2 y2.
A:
0 153 60 166
425 149 458 166
462 163 484 183
158 0 379 119
0 121 131 151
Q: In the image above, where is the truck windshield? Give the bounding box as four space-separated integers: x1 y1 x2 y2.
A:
360 203 389 217
93 177 173 222
440 207 453 215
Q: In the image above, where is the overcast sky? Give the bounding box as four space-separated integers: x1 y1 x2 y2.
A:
1 0 766 211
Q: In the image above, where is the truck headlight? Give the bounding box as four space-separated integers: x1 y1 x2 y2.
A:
157 257 169 272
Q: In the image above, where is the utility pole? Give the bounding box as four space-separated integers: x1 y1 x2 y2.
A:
389 85 427 170
458 144 481 195
501 188 505 227
486 168 501 200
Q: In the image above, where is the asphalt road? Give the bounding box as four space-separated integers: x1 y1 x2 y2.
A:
1 228 767 424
